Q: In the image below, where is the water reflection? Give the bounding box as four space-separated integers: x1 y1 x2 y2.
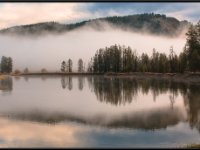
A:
61 76 73 90
54 76 200 131
0 75 200 147
0 76 13 94
87 77 184 106
0 117 84 147
14 76 21 81
78 77 85 91
0 116 199 148
183 84 200 133
1 106 184 130
23 76 29 82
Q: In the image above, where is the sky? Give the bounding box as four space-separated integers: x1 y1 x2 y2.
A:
0 2 199 71
0 2 200 29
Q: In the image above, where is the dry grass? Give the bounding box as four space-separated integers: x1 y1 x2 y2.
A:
0 74 8 80
186 144 200 148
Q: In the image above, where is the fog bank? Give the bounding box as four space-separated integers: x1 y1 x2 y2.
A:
0 27 186 72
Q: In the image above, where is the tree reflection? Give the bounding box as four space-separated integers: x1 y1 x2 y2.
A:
61 76 73 90
68 76 73 90
87 77 134 105
60 75 200 131
61 76 67 89
23 76 29 82
88 77 186 106
78 77 84 91
0 76 13 94
183 84 200 133
87 76 200 132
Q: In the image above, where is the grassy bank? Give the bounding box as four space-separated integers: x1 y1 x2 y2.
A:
186 144 200 148
0 74 9 80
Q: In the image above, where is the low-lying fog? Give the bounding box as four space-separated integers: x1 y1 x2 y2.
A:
0 26 186 72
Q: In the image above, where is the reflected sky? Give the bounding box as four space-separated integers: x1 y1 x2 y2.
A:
0 117 199 148
0 75 200 147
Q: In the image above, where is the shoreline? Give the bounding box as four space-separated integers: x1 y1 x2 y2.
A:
0 74 9 80
9 72 200 84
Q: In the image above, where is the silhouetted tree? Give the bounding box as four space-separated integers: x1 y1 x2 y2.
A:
61 61 67 72
24 68 29 74
185 22 200 72
0 56 13 73
78 58 84 73
67 59 73 73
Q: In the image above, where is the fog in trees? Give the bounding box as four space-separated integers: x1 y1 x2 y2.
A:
0 22 186 72
78 58 84 73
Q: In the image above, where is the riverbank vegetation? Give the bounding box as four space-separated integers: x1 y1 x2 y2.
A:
1 21 200 76
0 56 13 73
88 21 200 73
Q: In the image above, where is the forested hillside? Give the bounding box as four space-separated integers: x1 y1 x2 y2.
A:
0 13 190 37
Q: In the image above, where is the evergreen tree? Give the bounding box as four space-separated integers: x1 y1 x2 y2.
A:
78 58 84 72
67 59 73 72
24 68 29 74
185 23 200 71
61 61 67 72
0 56 13 73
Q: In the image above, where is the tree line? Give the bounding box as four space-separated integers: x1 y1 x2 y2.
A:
1 21 199 74
0 56 13 73
88 45 185 73
88 21 200 73
60 58 85 73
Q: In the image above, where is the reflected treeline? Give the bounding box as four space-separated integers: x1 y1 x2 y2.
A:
61 76 73 90
106 107 184 130
87 76 200 133
1 76 200 132
88 76 137 105
78 77 85 90
87 77 187 106
183 84 200 133
0 107 184 130
59 76 198 111
61 76 85 91
0 76 13 92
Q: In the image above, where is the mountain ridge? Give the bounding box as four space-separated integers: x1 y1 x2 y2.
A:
0 13 191 37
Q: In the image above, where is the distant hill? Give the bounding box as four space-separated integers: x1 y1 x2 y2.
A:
0 13 191 37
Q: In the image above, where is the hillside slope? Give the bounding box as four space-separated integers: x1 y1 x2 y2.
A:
0 13 190 37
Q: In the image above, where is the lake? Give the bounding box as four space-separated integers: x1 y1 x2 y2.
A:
0 75 200 148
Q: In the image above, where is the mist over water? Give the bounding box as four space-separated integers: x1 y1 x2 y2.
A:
0 25 186 72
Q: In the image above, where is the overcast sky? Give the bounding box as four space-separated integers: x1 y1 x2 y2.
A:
0 2 200 29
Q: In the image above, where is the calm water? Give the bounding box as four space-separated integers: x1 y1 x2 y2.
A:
0 75 200 148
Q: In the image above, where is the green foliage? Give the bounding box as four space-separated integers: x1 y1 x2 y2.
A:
90 44 189 73
89 20 200 74
185 22 200 72
0 56 13 73
0 13 190 37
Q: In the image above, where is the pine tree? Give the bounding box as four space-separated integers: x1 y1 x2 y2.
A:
67 59 73 73
185 24 200 71
61 61 67 72
78 59 84 73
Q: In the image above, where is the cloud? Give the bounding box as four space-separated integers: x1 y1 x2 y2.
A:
0 3 90 29
0 3 199 29
85 3 200 23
